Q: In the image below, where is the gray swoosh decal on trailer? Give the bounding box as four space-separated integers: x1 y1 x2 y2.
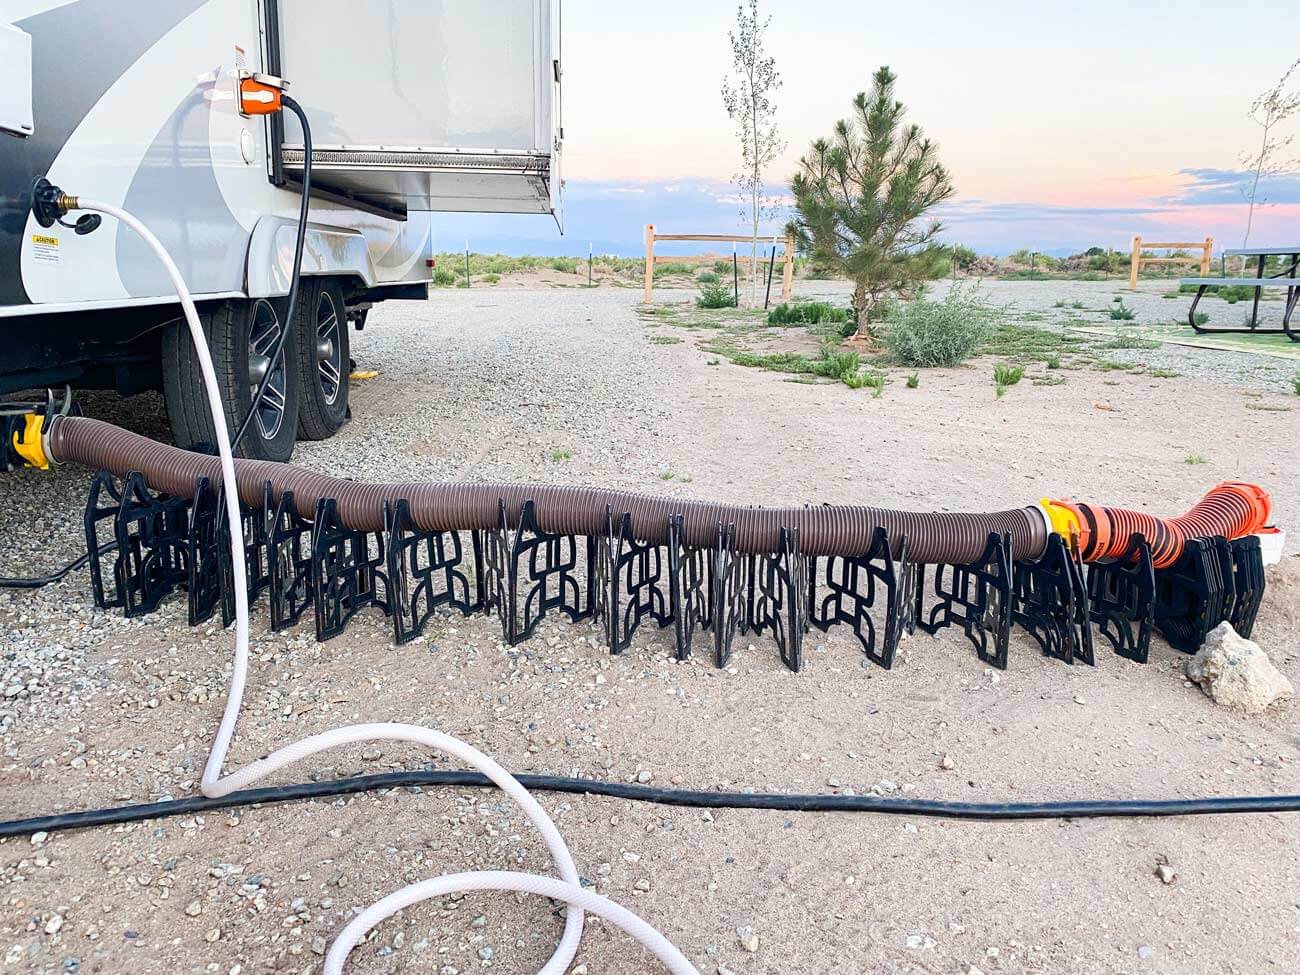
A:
0 0 207 306
117 77 247 298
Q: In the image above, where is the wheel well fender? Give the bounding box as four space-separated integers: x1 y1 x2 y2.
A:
244 216 375 297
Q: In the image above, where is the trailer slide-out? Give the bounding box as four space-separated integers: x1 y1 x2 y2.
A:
0 0 563 461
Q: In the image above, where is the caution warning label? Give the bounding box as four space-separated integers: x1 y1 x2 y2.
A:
31 234 60 264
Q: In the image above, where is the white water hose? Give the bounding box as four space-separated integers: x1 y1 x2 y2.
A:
73 199 700 975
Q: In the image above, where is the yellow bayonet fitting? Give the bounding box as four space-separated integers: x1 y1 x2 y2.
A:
1039 497 1080 540
12 413 50 470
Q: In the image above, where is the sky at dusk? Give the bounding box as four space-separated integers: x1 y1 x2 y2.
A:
435 0 1300 257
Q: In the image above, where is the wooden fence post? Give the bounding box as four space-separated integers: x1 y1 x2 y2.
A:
781 232 794 301
1202 237 1213 276
643 224 655 303
1129 235 1142 291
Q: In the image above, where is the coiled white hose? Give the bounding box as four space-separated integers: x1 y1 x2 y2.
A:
77 199 699 975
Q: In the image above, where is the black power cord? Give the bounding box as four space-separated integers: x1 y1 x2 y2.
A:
229 92 313 455
3 769 1297 839
0 541 116 590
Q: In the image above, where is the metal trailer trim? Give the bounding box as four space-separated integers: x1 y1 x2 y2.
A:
0 292 246 319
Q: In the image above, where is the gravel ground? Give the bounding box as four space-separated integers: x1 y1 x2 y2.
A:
2 282 1299 975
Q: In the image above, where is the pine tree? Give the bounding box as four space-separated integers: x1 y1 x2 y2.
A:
789 67 954 339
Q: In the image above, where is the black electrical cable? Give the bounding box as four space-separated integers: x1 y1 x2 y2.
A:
3 769 1297 839
0 540 117 590
229 93 312 454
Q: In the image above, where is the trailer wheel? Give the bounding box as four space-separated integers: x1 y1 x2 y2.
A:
294 279 350 440
162 298 300 462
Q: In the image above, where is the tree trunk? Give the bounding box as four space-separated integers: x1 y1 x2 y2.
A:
852 283 871 339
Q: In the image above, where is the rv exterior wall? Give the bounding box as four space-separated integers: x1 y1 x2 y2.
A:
277 0 562 218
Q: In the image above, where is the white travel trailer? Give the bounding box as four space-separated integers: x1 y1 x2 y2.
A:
0 0 562 460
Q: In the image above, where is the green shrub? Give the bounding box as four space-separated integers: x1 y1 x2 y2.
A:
841 371 869 389
1292 375 1300 395
696 270 721 284
881 284 995 367
948 244 979 271
549 257 579 274
1192 311 1209 326
993 363 1024 387
1184 453 1209 465
766 301 851 327
696 280 737 309
1104 330 1157 349
655 261 693 278
1108 301 1136 321
811 345 861 380
432 267 457 286
483 273 500 284
713 259 733 275
906 372 919 388
1045 353 1061 369
1177 282 1256 303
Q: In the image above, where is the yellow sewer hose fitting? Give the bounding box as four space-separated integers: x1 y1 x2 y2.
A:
12 413 50 470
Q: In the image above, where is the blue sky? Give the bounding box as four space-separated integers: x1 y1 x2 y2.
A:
434 0 1300 257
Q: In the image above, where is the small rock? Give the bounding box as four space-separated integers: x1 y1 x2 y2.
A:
45 915 64 935
1138 945 1154 959
636 770 653 784
967 967 986 975
1185 622 1293 714
939 754 955 771
30 831 48 846
634 878 651 892
1154 863 1176 885
736 926 759 953
185 900 203 917
1072 694 1086 705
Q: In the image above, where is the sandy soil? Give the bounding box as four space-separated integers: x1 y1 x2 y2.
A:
2 284 1298 975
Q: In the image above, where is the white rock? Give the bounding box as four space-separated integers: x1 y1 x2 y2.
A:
736 925 759 952
1185 622 1293 715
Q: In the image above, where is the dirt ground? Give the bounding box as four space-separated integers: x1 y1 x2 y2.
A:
2 283 1299 975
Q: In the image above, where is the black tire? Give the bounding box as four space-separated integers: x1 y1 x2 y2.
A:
162 297 300 462
294 278 350 440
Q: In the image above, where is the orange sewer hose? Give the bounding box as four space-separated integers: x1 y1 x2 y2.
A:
1042 482 1272 569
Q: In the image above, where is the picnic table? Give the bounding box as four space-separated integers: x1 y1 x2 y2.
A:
1182 246 1300 341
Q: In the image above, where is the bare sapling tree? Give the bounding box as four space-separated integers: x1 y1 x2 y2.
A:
1241 59 1300 247
722 0 784 301
789 66 954 341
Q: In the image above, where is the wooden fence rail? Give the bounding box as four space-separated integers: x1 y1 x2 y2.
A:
643 225 794 303
1129 236 1213 290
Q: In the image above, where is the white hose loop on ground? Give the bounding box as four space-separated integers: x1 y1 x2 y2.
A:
80 200 697 975
326 871 701 975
